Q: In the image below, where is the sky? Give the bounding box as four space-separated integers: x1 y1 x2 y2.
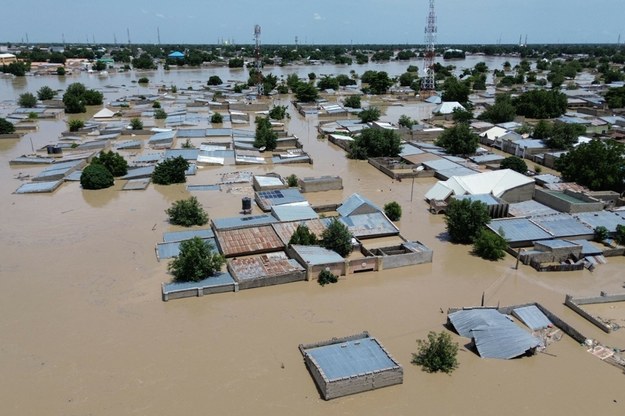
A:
3 0 625 46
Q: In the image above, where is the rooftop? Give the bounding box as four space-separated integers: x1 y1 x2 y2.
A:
228 253 304 281
215 225 284 257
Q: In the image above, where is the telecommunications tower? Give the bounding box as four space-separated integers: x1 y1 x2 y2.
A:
254 24 263 96
420 0 437 95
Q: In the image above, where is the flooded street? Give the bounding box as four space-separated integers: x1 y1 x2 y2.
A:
2 60 625 415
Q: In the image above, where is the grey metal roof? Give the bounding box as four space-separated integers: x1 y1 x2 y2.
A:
436 166 479 179
399 144 424 157
14 180 62 194
337 193 381 217
122 178 150 190
157 238 216 260
163 229 215 243
187 184 220 191
470 154 505 164
448 309 511 337
574 211 625 233
531 214 593 238
537 239 579 249
271 205 319 222
121 166 155 180
165 149 200 160
205 128 233 137
303 337 400 381
133 153 164 163
453 194 501 206
115 140 142 150
162 272 235 294
339 212 399 238
212 214 277 230
423 158 462 171
488 218 552 243
566 239 604 256
272 154 311 164
291 245 344 265
513 306 553 330
148 130 176 144
176 129 208 138
257 188 307 208
231 129 255 137
508 200 559 218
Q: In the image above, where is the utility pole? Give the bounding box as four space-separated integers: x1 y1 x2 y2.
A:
420 0 437 97
157 27 161 45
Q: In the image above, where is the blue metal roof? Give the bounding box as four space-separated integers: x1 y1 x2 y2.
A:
574 211 625 233
163 229 215 243
513 306 552 331
304 337 399 381
291 245 344 265
271 205 319 222
157 238 216 260
162 272 235 294
399 144 424 157
212 214 277 230
454 194 501 206
168 51 185 58
337 193 381 217
531 214 593 238
165 149 200 160
488 218 552 243
15 180 62 194
566 239 604 256
339 212 398 238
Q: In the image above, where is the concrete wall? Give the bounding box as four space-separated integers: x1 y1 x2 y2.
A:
500 183 535 203
347 257 379 274
229 103 270 112
534 188 603 214
232 270 307 290
564 294 624 333
380 247 434 269
161 281 237 301
299 176 343 193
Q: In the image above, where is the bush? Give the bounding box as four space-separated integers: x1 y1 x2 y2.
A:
138 77 149 84
168 237 225 282
286 174 298 187
412 331 459 373
500 156 528 174
152 156 189 185
445 199 491 244
92 150 128 177
344 95 361 109
269 105 288 120
56 67 66 76
472 228 507 260
384 201 402 221
166 196 209 226
616 225 625 246
152 101 161 109
130 118 143 130
210 112 223 123
318 269 338 286
80 163 114 190
435 123 479 156
289 224 318 246
398 114 415 129
18 92 37 108
207 75 223 85
68 119 84 132
37 86 56 101
358 106 381 123
253 116 277 150
321 218 353 257
349 128 402 159
154 109 167 119
0 118 16 134
594 226 609 243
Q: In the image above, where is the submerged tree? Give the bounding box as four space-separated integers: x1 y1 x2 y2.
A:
80 163 114 190
412 331 459 374
384 201 402 221
168 237 225 282
92 150 128 177
472 228 508 260
152 156 189 185
348 127 402 159
253 116 277 151
166 196 209 227
444 199 491 244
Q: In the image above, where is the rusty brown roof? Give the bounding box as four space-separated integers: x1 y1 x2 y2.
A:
215 225 284 257
271 219 328 244
228 253 304 281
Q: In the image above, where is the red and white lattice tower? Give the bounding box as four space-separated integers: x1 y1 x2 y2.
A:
254 24 263 96
421 0 437 94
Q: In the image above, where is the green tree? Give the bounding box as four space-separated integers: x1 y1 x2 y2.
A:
615 225 625 246
63 94 85 113
594 226 609 243
269 105 288 120
605 86 625 109
435 124 479 156
452 107 474 124
152 156 190 185
56 67 66 76
318 269 339 286
289 224 318 246
253 116 277 150
133 53 156 70
317 76 340 91
62 82 101 113
384 201 402 221
138 77 149 84
532 120 553 139
80 163 114 190
83 89 103 105
546 123 586 149
360 71 393 95
211 112 223 123
166 196 209 226
398 114 416 129
320 218 353 257
344 95 361 109
168 237 225 283
68 119 84 132
412 331 459 374
286 174 298 187
37 86 56 101
358 107 381 123
2 61 29 76
478 94 516 124
0 118 16 134
18 92 37 108
444 198 491 244
441 77 471 104
555 139 625 191
154 109 167 120
92 150 128 177
295 82 319 102
513 89 568 119
349 128 402 159
130 118 143 130
472 228 507 260
207 75 223 85
500 156 528 174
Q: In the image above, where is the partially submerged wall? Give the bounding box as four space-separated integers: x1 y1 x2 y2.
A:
565 292 625 333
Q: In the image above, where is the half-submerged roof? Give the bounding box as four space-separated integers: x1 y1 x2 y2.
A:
337 193 381 217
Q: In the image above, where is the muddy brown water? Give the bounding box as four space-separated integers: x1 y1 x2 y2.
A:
2 80 625 415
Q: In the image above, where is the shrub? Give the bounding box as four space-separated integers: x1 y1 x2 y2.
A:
168 237 225 282
384 201 402 221
210 112 223 123
286 174 298 187
152 101 161 109
289 224 318 246
594 226 609 243
92 150 128 177
207 75 223 85
344 95 361 109
358 106 381 123
56 67 65 76
37 86 56 101
154 109 167 119
0 118 16 134
18 92 37 108
321 218 353 257
166 196 209 226
615 225 625 246
28 112 38 120
181 138 194 149
412 331 459 374
152 156 189 185
68 119 84 132
398 114 415 129
500 156 528 174
445 199 491 244
318 269 338 286
80 163 114 190
472 228 507 260
269 105 288 120
130 118 143 130
138 77 149 84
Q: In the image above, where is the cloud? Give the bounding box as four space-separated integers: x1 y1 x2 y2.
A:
313 13 323 21
156 13 165 19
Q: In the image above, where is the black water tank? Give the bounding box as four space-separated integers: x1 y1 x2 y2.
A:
242 197 252 212
46 145 55 154
52 146 63 154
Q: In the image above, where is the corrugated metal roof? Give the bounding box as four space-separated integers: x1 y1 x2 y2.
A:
436 167 479 180
156 238 216 260
537 239 579 249
574 211 625 233
256 188 307 210
187 184 220 191
470 154 505 164
15 180 63 194
337 193 381 217
271 219 328 244
449 309 510 337
423 158 461 171
121 166 155 179
338 212 399 238
123 178 150 190
271 205 319 222
162 272 235 294
513 306 552 330
165 149 200 160
163 229 215 243
531 214 593 238
303 337 400 381
176 129 208 138
488 218 552 243
566 239 604 256
453 194 502 206
133 153 164 163
399 144 424 157
291 245 345 265
228 253 304 281
212 214 277 230
508 200 558 218
215 225 284 257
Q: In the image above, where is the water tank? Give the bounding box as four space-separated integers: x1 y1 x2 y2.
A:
242 197 252 213
52 146 63 154
46 145 55 154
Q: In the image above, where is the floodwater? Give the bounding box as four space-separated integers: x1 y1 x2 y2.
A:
2 59 625 416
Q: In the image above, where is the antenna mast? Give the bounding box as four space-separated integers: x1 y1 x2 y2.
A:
157 27 161 45
421 0 437 95
254 24 263 96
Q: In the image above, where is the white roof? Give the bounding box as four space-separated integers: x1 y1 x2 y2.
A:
0 53 16 59
433 101 465 115
93 108 115 119
480 126 509 142
425 169 534 199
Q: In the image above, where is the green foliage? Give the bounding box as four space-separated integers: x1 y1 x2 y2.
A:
286 174 298 187
37 86 56 101
168 237 225 283
360 70 393 95
318 269 339 286
343 95 361 109
478 94 516 124
138 77 149 84
335 74 356 86
452 107 474 124
473 228 507 260
384 201 402 221
349 127 402 159
80 163 114 190
594 226 609 243
399 71 419 87
445 198 491 244
412 331 459 374
133 53 156 70
442 77 471 104
269 105 288 120
500 156 528 174
615 225 625 246
358 106 381 123
154 109 167 119
207 75 223 85
532 120 553 140
555 139 625 191
545 123 586 149
289 224 318 246
0 118 16 134
152 101 161 109
68 119 84 132
435 123 479 156
93 60 107 71
512 89 568 119
56 67 66 76
295 82 319 102
83 89 103 105
62 82 101 113
320 218 353 258
92 150 128 177
398 114 416 129
317 76 339 91
152 156 189 185
253 116 278 150
130 118 143 130
166 196 209 227
210 112 223 123
28 112 38 120
605 86 625 109
18 92 37 108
